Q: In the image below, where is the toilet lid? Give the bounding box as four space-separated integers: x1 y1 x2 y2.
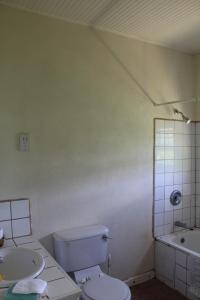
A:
83 275 129 300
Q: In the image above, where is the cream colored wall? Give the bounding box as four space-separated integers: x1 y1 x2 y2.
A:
0 4 196 280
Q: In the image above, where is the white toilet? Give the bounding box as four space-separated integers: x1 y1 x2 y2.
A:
53 225 131 300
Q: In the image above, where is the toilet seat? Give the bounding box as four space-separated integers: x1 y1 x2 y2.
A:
81 274 131 300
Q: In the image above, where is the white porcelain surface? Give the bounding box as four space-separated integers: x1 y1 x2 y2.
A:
0 247 45 288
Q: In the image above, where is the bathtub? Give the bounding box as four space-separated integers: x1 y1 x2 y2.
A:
157 228 200 257
155 229 200 300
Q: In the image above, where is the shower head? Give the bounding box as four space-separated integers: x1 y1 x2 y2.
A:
174 109 191 124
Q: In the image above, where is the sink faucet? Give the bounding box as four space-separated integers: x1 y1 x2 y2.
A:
174 221 193 230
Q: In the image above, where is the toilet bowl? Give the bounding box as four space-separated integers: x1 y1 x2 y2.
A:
74 266 131 300
81 273 131 300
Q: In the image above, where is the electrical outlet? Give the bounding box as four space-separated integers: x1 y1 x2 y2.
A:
19 133 30 152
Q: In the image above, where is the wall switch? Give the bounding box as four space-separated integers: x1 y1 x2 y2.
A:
19 133 30 152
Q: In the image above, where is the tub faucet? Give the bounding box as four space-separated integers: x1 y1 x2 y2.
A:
174 221 193 230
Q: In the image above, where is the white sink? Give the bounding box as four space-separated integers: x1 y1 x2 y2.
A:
0 247 45 288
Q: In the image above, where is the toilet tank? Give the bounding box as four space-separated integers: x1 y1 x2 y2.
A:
53 225 109 272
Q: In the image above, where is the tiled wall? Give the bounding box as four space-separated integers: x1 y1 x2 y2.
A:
155 241 200 300
0 199 31 239
154 119 196 237
196 123 200 227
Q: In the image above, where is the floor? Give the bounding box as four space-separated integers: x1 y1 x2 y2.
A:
131 279 187 300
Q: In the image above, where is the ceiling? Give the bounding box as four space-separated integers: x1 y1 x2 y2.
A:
1 0 200 54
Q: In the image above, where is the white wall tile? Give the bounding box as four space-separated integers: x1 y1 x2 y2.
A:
44 257 56 269
165 147 174 159
0 220 12 238
196 184 200 195
155 134 165 146
155 187 165 200
38 267 65 282
196 147 200 159
187 122 196 134
175 265 186 283
155 120 165 133
155 200 164 213
183 207 190 220
196 135 200 147
174 147 183 159
191 135 196 147
196 195 200 206
165 134 174 146
196 207 200 218
174 160 182 172
155 160 165 173
174 209 182 222
191 195 195 206
155 147 165 160
183 159 192 172
155 174 164 187
192 183 195 194
176 250 187 268
173 184 182 193
196 123 200 135
165 186 173 199
165 173 173 186
192 147 195 159
164 121 174 133
154 213 164 226
183 183 192 196
12 218 31 238
183 147 192 159
174 173 182 185
154 226 164 236
164 211 173 224
175 278 186 296
183 135 192 147
191 206 195 221
165 198 173 211
47 278 76 299
196 159 200 171
182 195 190 208
184 123 192 135
196 171 200 182
165 160 174 173
0 202 10 221
155 241 175 281
164 223 173 234
174 134 183 147
11 199 29 219
183 172 192 184
174 121 183 134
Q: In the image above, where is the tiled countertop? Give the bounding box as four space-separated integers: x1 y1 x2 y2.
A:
0 236 81 300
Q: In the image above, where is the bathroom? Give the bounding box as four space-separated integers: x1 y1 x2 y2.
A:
0 1 200 300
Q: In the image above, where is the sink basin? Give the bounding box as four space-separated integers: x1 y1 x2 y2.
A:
0 247 45 288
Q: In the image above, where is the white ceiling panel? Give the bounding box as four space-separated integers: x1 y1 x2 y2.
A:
1 0 200 54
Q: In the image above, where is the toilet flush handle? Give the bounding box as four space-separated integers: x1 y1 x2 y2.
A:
102 235 112 241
